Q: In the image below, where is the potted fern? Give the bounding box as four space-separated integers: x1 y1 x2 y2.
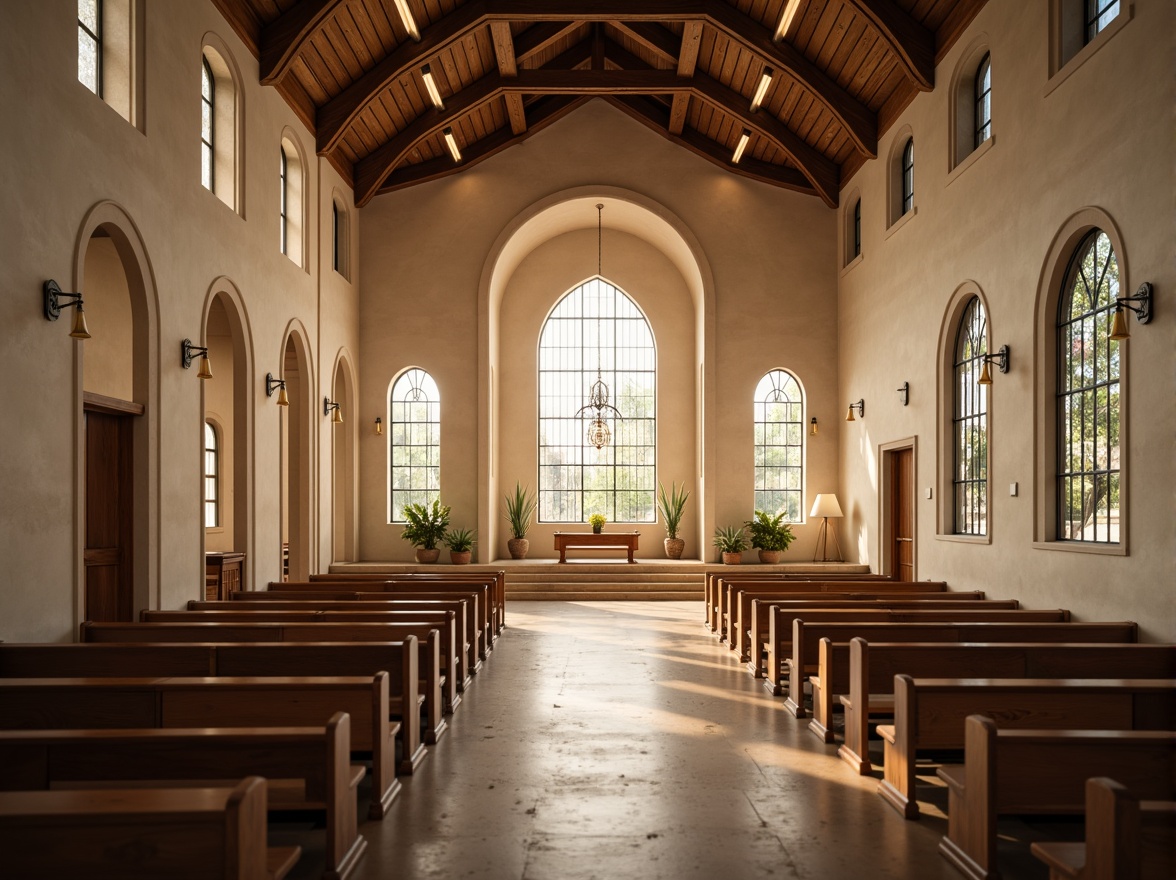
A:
745 509 795 564
503 482 536 559
713 524 748 565
657 481 690 559
444 527 476 565
400 500 450 563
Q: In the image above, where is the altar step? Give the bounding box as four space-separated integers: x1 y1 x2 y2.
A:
505 566 704 601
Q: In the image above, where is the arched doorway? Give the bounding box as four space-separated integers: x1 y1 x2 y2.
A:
331 353 357 563
73 203 159 622
279 327 313 581
201 283 253 590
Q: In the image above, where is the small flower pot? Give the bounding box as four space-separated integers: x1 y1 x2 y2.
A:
721 551 742 565
449 550 472 565
758 550 782 564
507 538 529 560
592 526 602 534
415 548 441 564
664 537 685 559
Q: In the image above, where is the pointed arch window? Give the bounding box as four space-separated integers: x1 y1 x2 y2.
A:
953 297 989 535
1057 230 1121 543
389 369 440 522
754 370 804 522
538 278 656 523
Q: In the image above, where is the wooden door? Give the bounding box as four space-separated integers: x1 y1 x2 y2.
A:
83 395 139 622
891 448 914 580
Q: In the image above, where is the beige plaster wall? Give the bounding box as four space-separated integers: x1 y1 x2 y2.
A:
357 100 839 563
837 0 1176 640
0 0 358 641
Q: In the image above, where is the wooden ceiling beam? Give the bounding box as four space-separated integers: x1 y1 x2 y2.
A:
669 21 703 135
489 22 528 134
259 0 350 86
210 0 262 56
611 21 679 65
842 0 935 91
376 96 589 196
315 0 877 160
514 21 583 63
607 95 815 194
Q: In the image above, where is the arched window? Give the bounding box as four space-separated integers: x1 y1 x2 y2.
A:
953 297 989 535
974 53 992 147
1085 0 1119 43
204 421 219 528
852 198 862 259
901 138 914 216
331 195 351 279
201 57 214 191
754 370 804 522
538 278 656 523
278 146 288 254
78 0 102 95
389 368 440 522
1057 230 1120 543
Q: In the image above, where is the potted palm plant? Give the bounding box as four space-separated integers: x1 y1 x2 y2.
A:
745 509 795 564
503 482 536 559
444 528 476 565
657 481 690 559
713 524 748 565
400 500 450 563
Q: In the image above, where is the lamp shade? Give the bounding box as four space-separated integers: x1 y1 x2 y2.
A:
810 494 843 519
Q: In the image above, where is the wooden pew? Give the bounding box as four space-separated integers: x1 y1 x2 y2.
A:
761 608 1074 696
703 570 891 632
312 570 507 636
937 715 1176 880
776 620 1139 711
878 675 1176 819
1031 777 1176 880
80 621 436 758
0 713 363 880
0 673 403 819
186 599 470 699
720 579 950 650
835 640 1176 773
262 585 487 674
0 777 298 880
743 595 1010 669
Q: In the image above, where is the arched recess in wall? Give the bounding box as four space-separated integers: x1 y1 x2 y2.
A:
279 322 315 581
330 350 358 562
478 187 716 562
71 200 160 622
200 279 254 586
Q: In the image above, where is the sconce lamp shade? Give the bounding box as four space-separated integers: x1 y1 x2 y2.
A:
1108 307 1129 341
977 359 992 385
70 305 91 339
44 280 91 339
181 339 213 379
196 355 214 380
324 397 343 424
809 417 818 436
375 417 383 435
332 406 343 424
845 399 864 421
265 373 289 406
276 385 289 406
810 494 843 519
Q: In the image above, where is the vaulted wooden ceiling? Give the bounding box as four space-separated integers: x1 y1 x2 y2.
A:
212 0 987 208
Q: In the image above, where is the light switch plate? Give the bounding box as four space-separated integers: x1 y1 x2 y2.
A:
925 487 933 499
1010 482 1018 496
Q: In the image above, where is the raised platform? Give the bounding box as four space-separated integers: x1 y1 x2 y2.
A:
328 560 872 601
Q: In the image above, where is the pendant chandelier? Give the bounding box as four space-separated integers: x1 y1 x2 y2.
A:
575 204 622 450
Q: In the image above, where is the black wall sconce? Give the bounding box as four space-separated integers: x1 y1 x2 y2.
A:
181 338 213 379
375 417 383 436
43 280 91 339
265 373 289 406
1109 282 1153 340
809 416 818 436
897 382 909 406
977 345 1010 385
845 399 865 421
324 397 343 424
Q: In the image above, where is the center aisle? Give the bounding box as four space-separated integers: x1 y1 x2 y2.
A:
350 601 958 879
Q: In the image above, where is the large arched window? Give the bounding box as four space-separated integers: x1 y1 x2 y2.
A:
1057 230 1120 543
538 277 656 523
389 368 440 522
204 420 219 528
754 370 804 522
953 297 989 535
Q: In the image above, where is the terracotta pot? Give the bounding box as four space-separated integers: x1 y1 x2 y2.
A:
664 537 685 559
507 537 529 560
415 548 441 564
449 550 471 565
721 551 742 565
758 550 782 564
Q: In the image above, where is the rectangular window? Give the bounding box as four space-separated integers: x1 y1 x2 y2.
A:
852 200 861 258
78 0 102 96
1085 0 1119 43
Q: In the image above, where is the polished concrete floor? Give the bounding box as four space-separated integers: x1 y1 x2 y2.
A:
285 601 1059 879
